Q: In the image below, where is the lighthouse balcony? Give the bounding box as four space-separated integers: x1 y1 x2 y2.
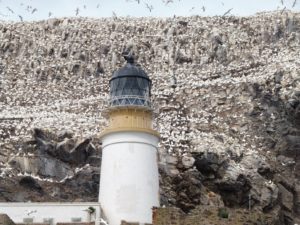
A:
109 95 151 109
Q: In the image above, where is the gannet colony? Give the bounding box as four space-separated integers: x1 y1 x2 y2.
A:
0 11 300 224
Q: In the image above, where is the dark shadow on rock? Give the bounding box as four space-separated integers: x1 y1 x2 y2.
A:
216 174 252 207
19 176 42 192
32 129 97 166
193 152 227 179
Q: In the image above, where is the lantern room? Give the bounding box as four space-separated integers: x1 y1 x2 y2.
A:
109 54 151 108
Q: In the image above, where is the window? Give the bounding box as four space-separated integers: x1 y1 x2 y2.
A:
23 218 33 223
71 217 82 222
43 218 54 225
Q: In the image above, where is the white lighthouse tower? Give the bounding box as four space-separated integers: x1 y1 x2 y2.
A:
99 54 160 225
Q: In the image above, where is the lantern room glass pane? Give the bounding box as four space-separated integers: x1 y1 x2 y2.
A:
109 76 151 107
110 77 150 97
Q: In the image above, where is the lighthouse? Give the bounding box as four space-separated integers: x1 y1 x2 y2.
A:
99 53 160 225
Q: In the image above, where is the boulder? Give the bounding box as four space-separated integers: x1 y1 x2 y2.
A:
69 138 95 165
278 184 294 212
165 155 178 165
33 129 95 165
167 167 180 177
181 156 195 169
194 152 224 176
173 169 203 212
260 185 279 211
11 155 73 180
56 138 76 152
241 154 270 171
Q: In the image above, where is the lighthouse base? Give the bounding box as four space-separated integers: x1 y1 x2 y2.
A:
99 131 159 225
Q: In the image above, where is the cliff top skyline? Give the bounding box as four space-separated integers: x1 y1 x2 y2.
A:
0 0 299 22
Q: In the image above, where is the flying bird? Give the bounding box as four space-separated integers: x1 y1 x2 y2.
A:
83 5 87 9
171 74 177 88
145 3 153 12
202 6 206 12
189 7 195 12
18 15 23 21
26 5 32 12
222 8 233 16
31 8 37 14
112 11 117 19
96 4 100 8
6 7 14 14
27 210 37 216
280 0 284 5
165 0 173 5
48 12 52 17
75 7 79 16
126 0 141 4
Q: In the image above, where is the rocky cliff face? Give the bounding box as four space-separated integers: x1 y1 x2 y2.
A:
0 128 101 202
0 11 299 224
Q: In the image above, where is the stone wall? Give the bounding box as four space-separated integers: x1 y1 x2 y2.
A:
152 207 276 225
0 214 15 225
17 224 50 225
152 208 182 225
121 221 151 225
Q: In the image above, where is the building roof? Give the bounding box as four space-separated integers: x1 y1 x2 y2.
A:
111 55 150 81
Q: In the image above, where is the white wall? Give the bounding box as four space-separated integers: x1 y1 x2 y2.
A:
0 202 101 225
99 131 159 225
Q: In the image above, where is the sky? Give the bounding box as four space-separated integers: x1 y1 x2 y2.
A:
0 0 299 22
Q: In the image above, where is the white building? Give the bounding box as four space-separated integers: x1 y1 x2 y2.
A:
0 202 101 224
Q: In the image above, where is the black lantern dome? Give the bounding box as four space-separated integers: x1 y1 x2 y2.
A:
109 54 152 108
